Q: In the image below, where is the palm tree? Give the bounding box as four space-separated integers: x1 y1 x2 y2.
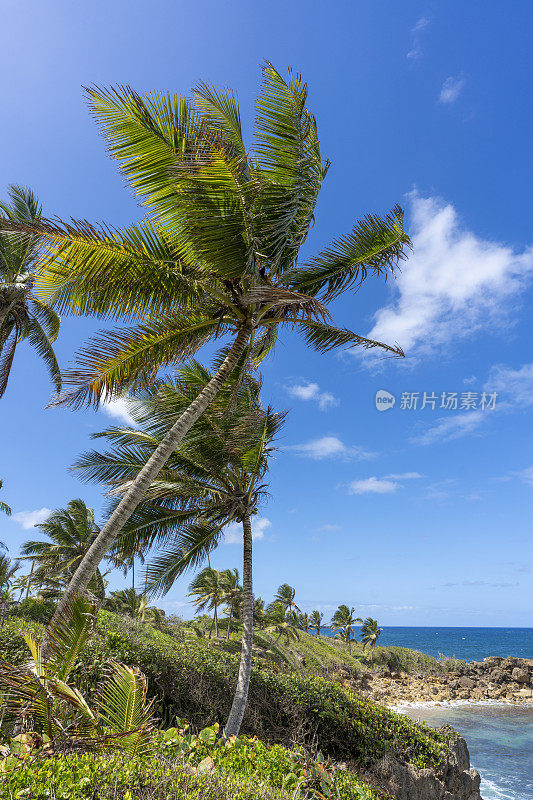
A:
188 567 225 638
253 597 267 630
360 617 383 662
274 583 300 614
5 64 410 622
20 500 107 601
221 568 243 641
297 612 310 633
309 610 324 636
0 185 61 397
104 587 154 624
0 553 19 594
265 602 300 647
330 605 362 654
74 365 284 738
0 479 11 517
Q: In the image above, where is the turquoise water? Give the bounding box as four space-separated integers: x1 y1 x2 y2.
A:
320 626 533 662
403 705 533 800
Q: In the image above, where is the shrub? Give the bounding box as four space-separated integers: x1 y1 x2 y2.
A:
10 598 56 624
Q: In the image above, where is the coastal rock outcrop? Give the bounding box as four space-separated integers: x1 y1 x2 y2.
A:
367 731 482 800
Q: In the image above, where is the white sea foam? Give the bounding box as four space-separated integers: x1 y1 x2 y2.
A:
389 699 533 713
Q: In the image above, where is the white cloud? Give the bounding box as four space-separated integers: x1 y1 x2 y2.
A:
286 381 338 411
407 16 429 60
413 411 485 445
12 508 51 529
363 194 533 363
514 466 533 487
316 523 341 532
384 471 423 480
348 477 399 495
485 363 533 409
100 397 135 426
288 436 373 461
439 76 466 104
224 517 271 544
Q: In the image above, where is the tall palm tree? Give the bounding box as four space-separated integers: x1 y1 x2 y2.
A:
0 553 19 594
20 500 107 601
297 611 310 633
0 479 11 517
330 605 362 654
4 64 410 622
253 596 266 630
74 364 284 737
309 610 324 636
0 185 60 397
360 617 383 662
274 583 300 614
188 566 225 638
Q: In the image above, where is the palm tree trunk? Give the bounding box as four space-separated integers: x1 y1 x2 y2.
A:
44 326 251 645
224 513 253 738
213 601 219 638
226 606 232 641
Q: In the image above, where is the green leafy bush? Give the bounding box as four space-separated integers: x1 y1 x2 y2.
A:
0 611 449 771
10 598 56 625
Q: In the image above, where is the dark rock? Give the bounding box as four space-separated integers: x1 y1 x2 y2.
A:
458 677 475 689
511 667 529 684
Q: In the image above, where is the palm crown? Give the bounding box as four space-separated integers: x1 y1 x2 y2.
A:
3 63 409 408
74 362 284 595
0 185 60 397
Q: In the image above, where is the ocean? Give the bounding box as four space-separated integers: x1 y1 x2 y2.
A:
319 627 533 800
320 626 533 662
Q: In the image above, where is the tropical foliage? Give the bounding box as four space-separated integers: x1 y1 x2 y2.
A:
360 617 383 661
330 605 362 653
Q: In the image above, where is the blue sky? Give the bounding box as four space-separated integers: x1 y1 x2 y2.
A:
1 0 532 626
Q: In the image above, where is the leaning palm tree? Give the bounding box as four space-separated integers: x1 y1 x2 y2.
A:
0 553 19 593
330 605 362 654
360 617 383 662
309 610 324 636
104 587 154 623
188 567 226 638
4 64 410 623
0 185 60 397
20 500 107 601
273 583 300 614
297 612 310 633
74 364 284 737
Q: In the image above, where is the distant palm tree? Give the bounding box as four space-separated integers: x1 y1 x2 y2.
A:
297 612 310 633
20 500 107 600
331 605 362 654
0 185 61 397
188 567 226 639
309 610 324 636
221 568 243 641
274 583 300 614
104 587 154 623
0 553 19 594
0 479 11 518
253 597 267 629
265 602 300 647
360 617 383 662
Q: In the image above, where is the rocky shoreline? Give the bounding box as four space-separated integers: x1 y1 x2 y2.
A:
343 656 533 706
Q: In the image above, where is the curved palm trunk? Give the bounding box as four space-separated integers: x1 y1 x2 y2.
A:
226 606 232 640
45 326 251 645
213 600 219 637
224 513 253 738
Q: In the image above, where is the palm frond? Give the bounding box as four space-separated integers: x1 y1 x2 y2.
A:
25 318 62 393
97 661 154 755
297 319 404 357
287 205 411 300
46 595 95 681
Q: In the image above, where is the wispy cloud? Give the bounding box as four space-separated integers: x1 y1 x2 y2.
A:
443 580 519 588
224 517 271 544
348 477 398 495
348 471 422 495
286 381 338 411
287 436 374 461
439 75 466 104
11 508 51 529
362 194 533 364
407 16 429 60
485 363 533 409
512 466 533 487
413 411 485 445
316 523 341 532
100 397 135 426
